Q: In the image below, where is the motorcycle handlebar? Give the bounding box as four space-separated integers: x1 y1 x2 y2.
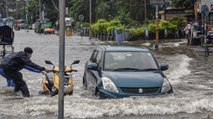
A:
46 70 53 73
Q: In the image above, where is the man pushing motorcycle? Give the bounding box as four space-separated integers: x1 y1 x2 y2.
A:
1 47 48 97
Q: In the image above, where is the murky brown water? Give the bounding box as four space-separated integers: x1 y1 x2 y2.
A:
0 30 212 119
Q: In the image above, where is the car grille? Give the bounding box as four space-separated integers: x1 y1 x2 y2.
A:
120 87 160 94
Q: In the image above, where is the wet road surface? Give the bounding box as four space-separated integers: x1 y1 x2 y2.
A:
0 30 212 119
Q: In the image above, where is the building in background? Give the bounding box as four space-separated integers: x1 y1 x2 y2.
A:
158 0 193 21
159 9 194 21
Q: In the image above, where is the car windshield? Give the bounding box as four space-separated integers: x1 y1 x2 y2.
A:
104 51 158 71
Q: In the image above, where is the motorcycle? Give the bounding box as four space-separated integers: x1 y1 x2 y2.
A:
41 60 80 96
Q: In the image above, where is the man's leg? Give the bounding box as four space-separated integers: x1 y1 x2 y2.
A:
0 68 15 87
14 84 20 92
4 71 30 97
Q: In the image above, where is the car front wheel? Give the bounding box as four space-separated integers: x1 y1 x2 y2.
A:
96 90 106 99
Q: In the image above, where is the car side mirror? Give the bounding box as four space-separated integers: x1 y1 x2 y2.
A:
160 64 169 71
72 60 80 65
87 63 98 70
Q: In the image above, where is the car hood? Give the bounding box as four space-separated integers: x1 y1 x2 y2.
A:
102 71 164 88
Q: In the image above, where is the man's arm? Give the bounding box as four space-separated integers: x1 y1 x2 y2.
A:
24 65 42 73
22 57 45 71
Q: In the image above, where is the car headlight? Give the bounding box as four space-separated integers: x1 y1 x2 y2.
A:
161 78 172 93
102 77 119 93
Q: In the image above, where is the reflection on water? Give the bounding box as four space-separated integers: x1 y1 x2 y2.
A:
0 31 213 118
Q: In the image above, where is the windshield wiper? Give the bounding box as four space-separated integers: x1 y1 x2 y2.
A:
140 68 158 71
113 68 144 71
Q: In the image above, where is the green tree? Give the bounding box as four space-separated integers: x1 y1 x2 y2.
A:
26 0 72 23
27 0 39 22
95 0 117 20
70 0 89 22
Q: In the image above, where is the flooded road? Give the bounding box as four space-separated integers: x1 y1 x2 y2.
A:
0 30 212 119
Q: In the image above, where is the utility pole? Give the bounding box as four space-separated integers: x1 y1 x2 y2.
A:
155 4 159 45
130 0 132 15
194 0 198 22
5 0 8 17
58 0 65 119
39 0 42 21
144 0 147 20
89 0 92 39
26 0 29 32
16 0 20 19
42 4 45 22
150 0 163 48
163 0 166 20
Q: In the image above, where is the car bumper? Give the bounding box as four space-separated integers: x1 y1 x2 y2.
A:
99 88 173 99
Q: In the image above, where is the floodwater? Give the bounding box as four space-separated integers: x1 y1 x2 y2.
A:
0 30 212 119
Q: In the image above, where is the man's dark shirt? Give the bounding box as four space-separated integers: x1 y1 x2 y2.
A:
1 51 45 72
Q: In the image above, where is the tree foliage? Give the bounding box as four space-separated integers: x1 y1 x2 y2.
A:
70 0 89 22
69 0 155 23
25 0 194 25
26 0 71 23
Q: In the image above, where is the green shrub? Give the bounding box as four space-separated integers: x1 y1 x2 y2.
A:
106 19 123 34
129 27 145 37
148 23 156 33
92 19 108 34
108 19 122 26
92 19 179 39
92 19 124 34
82 22 90 27
171 16 186 29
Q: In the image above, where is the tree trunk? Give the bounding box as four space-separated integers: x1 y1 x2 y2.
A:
51 0 58 11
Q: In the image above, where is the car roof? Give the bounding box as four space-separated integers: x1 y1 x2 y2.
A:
100 45 149 52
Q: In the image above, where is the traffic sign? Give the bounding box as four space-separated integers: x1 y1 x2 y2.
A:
79 14 84 22
201 5 209 17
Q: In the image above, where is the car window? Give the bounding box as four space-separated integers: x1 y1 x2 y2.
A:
90 50 102 64
90 50 98 62
104 51 158 71
96 51 102 64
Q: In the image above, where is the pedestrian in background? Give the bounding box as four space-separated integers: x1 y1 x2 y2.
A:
184 22 192 45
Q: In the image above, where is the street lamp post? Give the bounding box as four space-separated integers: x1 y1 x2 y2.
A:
89 0 92 39
16 0 20 19
42 4 45 22
5 0 8 18
155 4 159 45
144 0 147 20
150 0 163 49
58 0 65 118
25 0 29 32
39 0 42 21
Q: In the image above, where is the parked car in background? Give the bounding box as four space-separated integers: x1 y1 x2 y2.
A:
44 28 55 34
83 45 173 99
16 19 28 29
206 31 213 44
34 21 53 33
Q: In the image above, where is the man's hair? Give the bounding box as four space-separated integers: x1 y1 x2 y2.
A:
24 47 33 54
